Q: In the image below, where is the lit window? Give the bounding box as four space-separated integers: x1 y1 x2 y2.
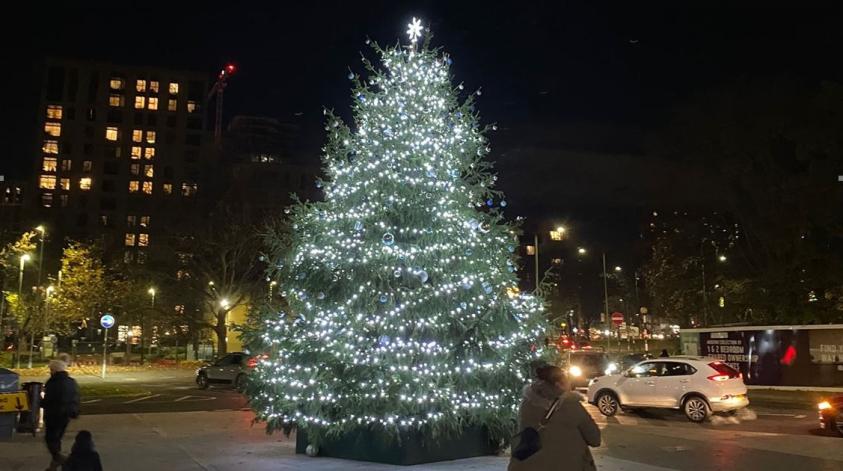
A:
41 193 53 207
144 148 155 159
187 100 197 113
149 81 159 93
128 181 139 193
144 165 154 178
61 160 71 171
168 83 179 94
168 99 177 112
130 163 140 175
59 194 68 207
43 140 59 154
181 182 197 197
106 126 119 141
132 129 143 143
60 178 70 190
109 94 124 107
131 146 142 159
525 245 536 256
79 177 92 190
134 96 146 109
163 183 173 195
82 160 92 172
100 215 109 226
138 233 149 246
45 122 61 137
142 181 153 194
42 157 58 172
148 97 158 110
136 80 146 92
145 131 156 144
46 105 63 119
39 175 56 189
125 233 136 246
110 78 124 90
127 215 137 227
140 216 150 227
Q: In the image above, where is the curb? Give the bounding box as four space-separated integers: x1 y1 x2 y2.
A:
747 385 843 393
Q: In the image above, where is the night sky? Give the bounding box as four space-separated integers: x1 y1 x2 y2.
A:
3 2 842 256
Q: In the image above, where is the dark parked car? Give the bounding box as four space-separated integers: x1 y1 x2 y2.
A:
818 395 843 436
562 350 614 389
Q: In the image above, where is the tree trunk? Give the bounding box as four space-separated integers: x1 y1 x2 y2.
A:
214 311 227 355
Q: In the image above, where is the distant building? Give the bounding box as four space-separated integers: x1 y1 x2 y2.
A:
28 58 212 264
0 176 25 234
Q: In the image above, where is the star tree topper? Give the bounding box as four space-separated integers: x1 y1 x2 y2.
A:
406 17 424 44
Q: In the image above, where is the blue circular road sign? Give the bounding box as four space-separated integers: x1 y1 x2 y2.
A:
100 314 115 329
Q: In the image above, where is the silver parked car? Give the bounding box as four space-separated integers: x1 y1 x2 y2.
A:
196 352 255 390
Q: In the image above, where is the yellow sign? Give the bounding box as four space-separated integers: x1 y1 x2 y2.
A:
0 391 29 412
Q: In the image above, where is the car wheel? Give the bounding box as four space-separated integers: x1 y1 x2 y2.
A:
234 373 246 391
596 391 620 417
684 396 710 423
196 373 209 390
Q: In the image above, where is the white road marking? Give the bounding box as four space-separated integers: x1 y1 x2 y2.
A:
174 395 216 402
81 399 101 404
123 394 161 404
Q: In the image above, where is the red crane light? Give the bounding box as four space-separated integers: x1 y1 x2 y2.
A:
225 63 236 74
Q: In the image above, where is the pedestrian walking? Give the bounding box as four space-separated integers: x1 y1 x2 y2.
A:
62 430 103 471
42 359 80 470
509 364 601 471
659 349 670 358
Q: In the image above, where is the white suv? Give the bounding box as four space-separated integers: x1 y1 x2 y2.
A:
586 356 749 422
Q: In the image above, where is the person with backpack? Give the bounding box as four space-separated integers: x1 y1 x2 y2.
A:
42 358 81 470
509 364 601 471
62 430 104 471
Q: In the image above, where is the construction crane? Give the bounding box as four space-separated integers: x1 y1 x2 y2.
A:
208 63 237 144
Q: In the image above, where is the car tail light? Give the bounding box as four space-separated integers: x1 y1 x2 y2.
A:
707 374 730 382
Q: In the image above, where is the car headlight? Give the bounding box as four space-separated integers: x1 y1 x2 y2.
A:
605 362 618 375
818 401 832 411
569 365 583 377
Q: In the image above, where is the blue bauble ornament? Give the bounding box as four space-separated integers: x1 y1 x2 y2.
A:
417 270 429 284
447 57 453 65
393 269 402 278
379 294 389 304
357 93 365 102
461 278 473 290
486 199 494 207
456 111 463 118
300 292 309 301
500 200 508 207
426 169 436 178
317 292 326 300
354 220 364 231
296 273 305 280
315 181 322 188
460 302 467 309
378 335 390 346
348 72 355 80
482 281 493 294
382 232 395 246
507 245 515 253
467 219 480 230
508 265 515 272
465 248 473 256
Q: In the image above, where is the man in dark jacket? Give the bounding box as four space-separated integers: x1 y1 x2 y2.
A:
42 359 80 470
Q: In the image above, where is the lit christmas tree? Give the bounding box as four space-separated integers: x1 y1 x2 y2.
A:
245 18 550 451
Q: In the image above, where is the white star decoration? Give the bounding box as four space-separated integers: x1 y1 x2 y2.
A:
407 17 423 43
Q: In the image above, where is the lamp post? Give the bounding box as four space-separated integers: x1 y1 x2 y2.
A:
141 287 155 363
15 254 31 368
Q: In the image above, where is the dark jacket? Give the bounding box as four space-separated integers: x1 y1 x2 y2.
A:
508 381 601 471
62 450 103 471
42 371 80 420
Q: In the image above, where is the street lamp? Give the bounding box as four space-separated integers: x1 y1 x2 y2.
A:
220 298 231 310
141 287 156 363
15 254 31 368
577 247 587 255
614 265 623 272
718 255 727 263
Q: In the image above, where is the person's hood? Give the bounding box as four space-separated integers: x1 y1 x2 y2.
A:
522 380 582 409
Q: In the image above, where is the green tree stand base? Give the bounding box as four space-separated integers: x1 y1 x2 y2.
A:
295 426 497 465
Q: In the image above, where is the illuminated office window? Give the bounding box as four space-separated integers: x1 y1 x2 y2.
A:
42 157 57 172
45 122 61 137
149 81 159 93
181 182 197 197
39 175 56 189
130 163 140 176
145 131 156 144
128 181 139 193
136 79 146 92
131 146 142 159
163 183 173 195
110 78 124 90
61 160 71 171
127 215 137 227
167 99 177 112
142 181 152 194
140 216 150 227
43 140 59 154
60 178 70 190
187 101 197 113
132 129 143 143
134 96 146 109
109 94 124 107
138 233 149 247
125 233 136 246
79 177 92 190
168 83 179 94
147 97 158 110
144 147 155 159
106 126 119 141
144 165 154 178
41 193 53 207
82 160 92 172
46 105 63 119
